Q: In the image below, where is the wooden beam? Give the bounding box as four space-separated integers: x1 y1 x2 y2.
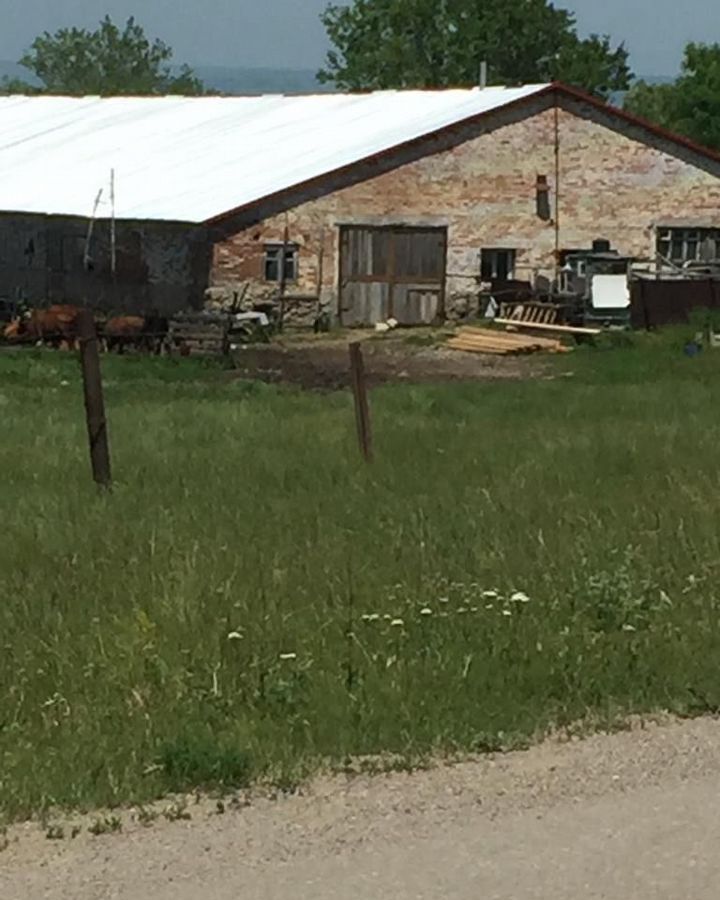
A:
495 318 601 336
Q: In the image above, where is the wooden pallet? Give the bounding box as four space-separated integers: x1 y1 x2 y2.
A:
447 326 566 356
498 302 560 325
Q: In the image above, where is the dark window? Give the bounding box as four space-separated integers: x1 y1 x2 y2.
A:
264 244 298 282
536 174 551 221
481 248 516 281
657 228 720 264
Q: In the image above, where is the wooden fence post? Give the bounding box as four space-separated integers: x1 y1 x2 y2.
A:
77 309 112 489
349 341 373 463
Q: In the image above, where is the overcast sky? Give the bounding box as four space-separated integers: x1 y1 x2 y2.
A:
0 0 716 77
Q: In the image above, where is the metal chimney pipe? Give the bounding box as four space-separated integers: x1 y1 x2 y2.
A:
479 61 488 89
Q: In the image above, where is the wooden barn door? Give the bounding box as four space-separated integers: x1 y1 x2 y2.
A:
339 226 446 326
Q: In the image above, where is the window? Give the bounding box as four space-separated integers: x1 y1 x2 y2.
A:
481 248 516 282
536 175 551 221
264 243 298 282
657 228 720 265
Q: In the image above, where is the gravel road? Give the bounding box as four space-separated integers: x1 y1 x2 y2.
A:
4 716 720 899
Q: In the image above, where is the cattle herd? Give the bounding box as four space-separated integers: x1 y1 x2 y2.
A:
1 305 169 354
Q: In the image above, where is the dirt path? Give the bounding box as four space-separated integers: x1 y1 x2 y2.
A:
231 337 547 390
4 716 720 899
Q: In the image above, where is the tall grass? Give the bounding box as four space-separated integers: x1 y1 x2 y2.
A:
3 334 720 819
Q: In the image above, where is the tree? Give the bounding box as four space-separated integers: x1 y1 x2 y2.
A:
318 0 631 98
624 43 720 151
2 16 205 96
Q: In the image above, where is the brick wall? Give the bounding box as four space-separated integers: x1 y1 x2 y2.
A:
209 93 720 323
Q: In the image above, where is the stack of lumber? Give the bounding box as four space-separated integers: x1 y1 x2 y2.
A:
447 326 566 356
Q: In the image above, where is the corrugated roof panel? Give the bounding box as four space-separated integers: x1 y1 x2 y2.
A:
0 85 549 223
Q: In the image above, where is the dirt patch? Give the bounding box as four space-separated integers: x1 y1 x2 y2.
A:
230 335 547 391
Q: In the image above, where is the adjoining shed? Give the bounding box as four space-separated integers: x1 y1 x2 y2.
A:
1 84 720 325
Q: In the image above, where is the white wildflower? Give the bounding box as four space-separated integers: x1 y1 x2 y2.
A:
362 613 381 622
485 603 494 610
482 590 498 599
622 624 636 633
390 618 404 628
502 609 512 617
60 380 69 387
420 608 432 616
383 614 392 621
510 591 530 604
457 607 468 614
227 631 243 641
279 652 297 661
470 607 478 613
438 597 450 604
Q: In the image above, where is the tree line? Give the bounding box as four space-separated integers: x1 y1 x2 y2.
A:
2 5 719 151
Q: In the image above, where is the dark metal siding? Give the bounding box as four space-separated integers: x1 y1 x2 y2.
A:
630 279 720 329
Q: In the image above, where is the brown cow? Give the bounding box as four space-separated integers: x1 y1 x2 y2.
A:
3 305 81 349
102 314 168 354
102 316 145 354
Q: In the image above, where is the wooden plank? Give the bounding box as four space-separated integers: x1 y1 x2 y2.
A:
448 342 514 356
454 331 535 346
448 338 535 354
449 336 567 356
495 318 601 336
458 329 534 344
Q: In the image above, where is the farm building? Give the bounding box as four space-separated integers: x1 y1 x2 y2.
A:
1 83 720 326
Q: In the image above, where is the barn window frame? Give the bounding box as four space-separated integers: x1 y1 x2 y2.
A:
657 227 720 265
264 243 298 282
480 248 516 282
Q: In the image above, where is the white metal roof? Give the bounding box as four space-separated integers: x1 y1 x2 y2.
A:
0 85 549 224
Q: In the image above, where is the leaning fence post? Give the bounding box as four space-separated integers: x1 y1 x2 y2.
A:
349 341 373 463
77 309 112 489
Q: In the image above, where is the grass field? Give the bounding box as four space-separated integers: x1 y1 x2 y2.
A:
3 332 720 821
